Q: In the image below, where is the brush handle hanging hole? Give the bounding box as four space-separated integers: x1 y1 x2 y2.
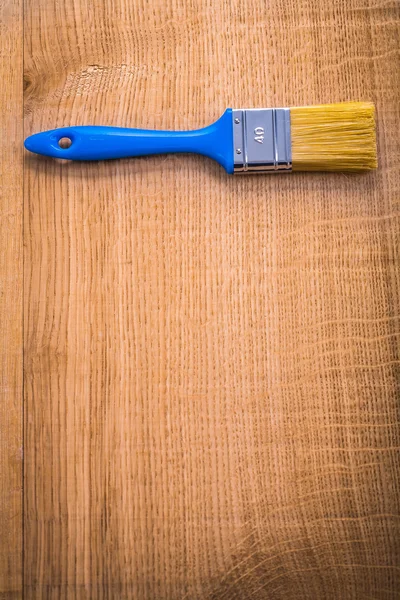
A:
58 137 72 149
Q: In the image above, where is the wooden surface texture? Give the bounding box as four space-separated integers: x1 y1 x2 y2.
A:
0 0 23 596
1 0 400 597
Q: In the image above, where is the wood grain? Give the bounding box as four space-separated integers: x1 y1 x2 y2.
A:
21 0 400 598
0 0 23 597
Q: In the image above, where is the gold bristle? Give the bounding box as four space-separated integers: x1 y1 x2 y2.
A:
291 102 377 172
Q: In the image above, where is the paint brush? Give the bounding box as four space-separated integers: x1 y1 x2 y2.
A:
24 101 377 173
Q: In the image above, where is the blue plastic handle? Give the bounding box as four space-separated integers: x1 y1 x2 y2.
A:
24 109 234 174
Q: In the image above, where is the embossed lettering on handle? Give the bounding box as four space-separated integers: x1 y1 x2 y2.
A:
254 126 264 144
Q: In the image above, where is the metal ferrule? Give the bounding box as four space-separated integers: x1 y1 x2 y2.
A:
232 108 292 173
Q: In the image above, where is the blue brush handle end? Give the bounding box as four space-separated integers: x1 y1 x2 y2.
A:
24 109 234 174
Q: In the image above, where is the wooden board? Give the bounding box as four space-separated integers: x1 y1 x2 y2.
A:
5 0 400 597
0 0 23 596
